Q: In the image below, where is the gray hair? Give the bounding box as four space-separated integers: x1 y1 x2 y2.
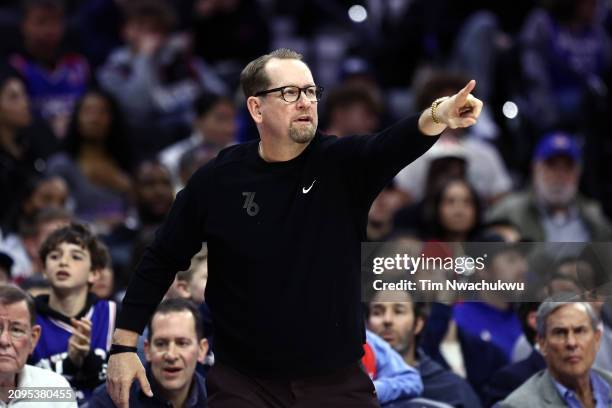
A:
0 284 36 326
536 300 601 337
240 48 304 98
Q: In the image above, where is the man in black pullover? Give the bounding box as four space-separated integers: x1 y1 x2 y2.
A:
107 48 483 408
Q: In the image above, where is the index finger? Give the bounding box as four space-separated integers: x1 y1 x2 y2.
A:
456 79 476 103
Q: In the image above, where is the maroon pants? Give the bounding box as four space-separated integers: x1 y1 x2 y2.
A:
207 361 381 408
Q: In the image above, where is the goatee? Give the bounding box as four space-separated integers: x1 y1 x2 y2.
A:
289 122 316 144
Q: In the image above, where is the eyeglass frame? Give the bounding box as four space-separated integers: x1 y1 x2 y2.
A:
254 85 324 103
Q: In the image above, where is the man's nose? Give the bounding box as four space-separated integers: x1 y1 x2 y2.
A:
566 332 578 348
0 327 12 347
295 92 312 109
164 342 179 360
382 310 394 324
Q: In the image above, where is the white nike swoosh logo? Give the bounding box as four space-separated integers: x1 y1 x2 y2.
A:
302 180 316 194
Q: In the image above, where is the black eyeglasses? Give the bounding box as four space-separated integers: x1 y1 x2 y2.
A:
254 85 324 103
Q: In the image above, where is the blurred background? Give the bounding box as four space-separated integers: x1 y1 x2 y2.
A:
0 0 611 304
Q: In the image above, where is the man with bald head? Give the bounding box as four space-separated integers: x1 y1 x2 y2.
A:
499 301 612 407
106 48 483 408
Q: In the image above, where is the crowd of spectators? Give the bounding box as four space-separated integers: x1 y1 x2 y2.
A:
1 0 612 406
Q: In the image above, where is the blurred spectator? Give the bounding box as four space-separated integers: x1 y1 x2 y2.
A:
0 174 69 277
482 302 546 406
1 206 71 282
520 0 611 131
584 290 612 377
165 247 208 305
90 265 114 301
97 0 227 129
453 237 527 361
368 183 410 241
103 160 173 290
419 302 508 400
395 72 512 204
487 132 612 241
393 142 468 237
31 222 115 404
9 0 89 138
46 89 132 227
19 274 51 298
367 289 482 407
177 145 217 190
554 256 599 295
324 84 383 136
499 301 612 408
361 329 423 406
191 0 271 88
481 219 523 244
89 298 208 408
159 92 236 187
0 67 57 222
0 284 77 407
71 0 123 69
2 174 68 236
0 251 13 284
420 178 483 242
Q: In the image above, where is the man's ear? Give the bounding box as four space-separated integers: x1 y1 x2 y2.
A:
536 334 547 356
414 316 425 336
246 96 263 124
174 280 191 300
197 338 209 364
30 325 41 351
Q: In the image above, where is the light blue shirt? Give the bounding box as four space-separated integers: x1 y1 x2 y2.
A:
366 330 423 404
552 370 612 408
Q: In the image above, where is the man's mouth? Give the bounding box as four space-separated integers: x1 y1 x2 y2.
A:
163 367 182 375
295 116 312 123
381 331 395 342
565 355 582 363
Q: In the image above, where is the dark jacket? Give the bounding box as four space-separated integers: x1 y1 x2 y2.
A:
116 116 439 379
420 303 507 399
417 349 482 408
87 365 207 407
483 349 546 407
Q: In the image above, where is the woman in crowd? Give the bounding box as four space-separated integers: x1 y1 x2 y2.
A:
0 68 57 224
46 89 134 229
421 177 483 242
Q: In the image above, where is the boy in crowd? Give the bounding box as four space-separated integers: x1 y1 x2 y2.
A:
29 222 116 403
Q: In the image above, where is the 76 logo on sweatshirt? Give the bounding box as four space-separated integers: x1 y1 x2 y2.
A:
242 192 260 216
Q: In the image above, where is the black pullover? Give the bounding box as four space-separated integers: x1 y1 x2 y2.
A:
117 115 438 378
